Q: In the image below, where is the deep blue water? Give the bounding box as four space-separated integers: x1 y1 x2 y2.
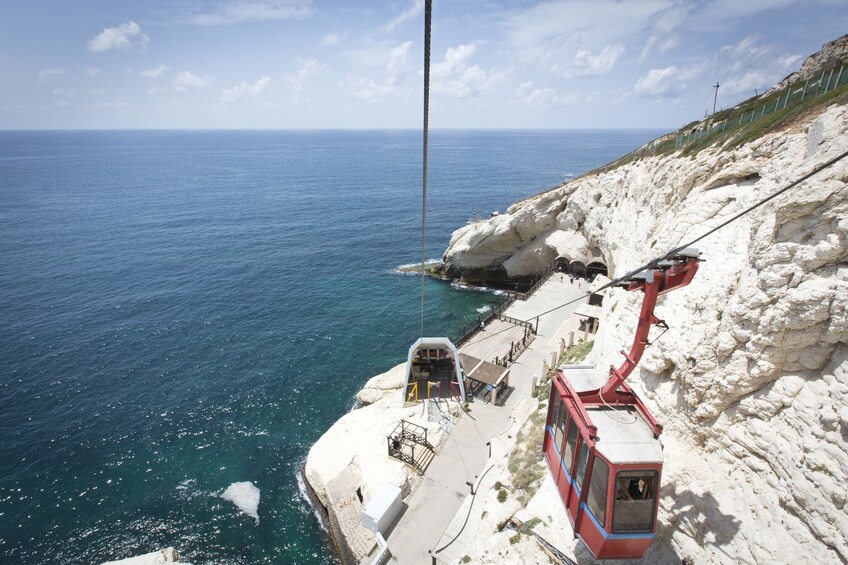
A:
0 129 662 564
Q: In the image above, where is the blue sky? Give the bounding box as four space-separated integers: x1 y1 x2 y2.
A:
1 1 846 129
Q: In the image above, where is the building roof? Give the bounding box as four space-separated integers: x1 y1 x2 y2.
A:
587 274 612 295
574 303 603 319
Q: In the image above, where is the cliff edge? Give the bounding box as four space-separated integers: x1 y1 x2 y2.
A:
438 91 847 563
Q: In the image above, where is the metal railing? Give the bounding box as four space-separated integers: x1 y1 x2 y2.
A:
675 63 847 149
387 420 434 472
452 258 565 348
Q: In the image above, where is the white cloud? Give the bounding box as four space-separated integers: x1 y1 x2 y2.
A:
220 76 271 103
86 67 102 77
381 0 423 33
139 64 170 78
191 0 312 26
341 42 411 102
174 71 212 91
431 43 505 98
503 0 669 51
386 42 411 86
640 3 689 62
632 34 801 103
52 88 75 98
716 36 803 95
92 101 132 110
697 0 800 26
564 44 625 78
344 75 395 101
634 66 679 95
87 21 149 52
321 30 347 47
37 67 64 83
287 58 328 97
516 81 577 107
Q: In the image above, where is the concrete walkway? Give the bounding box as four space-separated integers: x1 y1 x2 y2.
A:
384 276 589 564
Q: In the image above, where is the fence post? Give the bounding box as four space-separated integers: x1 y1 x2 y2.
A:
834 66 844 90
824 68 835 93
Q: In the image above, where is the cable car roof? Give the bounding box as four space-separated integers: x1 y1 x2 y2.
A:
559 364 663 464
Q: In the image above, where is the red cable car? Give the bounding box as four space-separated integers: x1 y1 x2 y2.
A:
543 249 701 560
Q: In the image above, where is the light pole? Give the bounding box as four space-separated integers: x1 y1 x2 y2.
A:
712 82 720 114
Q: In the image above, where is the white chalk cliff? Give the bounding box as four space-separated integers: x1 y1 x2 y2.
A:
441 101 848 562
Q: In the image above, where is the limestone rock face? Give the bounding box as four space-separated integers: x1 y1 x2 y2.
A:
443 103 848 562
441 187 571 278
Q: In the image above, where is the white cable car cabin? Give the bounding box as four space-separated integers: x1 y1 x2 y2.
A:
403 337 466 405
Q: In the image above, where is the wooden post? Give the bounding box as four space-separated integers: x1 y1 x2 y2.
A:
542 361 548 378
551 350 557 368
568 331 574 347
531 375 537 396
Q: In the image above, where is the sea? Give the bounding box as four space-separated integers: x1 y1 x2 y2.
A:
0 129 663 564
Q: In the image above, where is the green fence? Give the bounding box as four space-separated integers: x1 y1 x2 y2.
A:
675 64 847 149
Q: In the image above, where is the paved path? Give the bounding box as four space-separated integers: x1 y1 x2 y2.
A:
384 276 588 564
460 319 527 364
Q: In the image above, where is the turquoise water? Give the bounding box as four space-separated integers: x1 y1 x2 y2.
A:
0 129 662 564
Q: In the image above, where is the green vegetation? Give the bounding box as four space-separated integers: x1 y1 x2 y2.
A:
511 339 596 506
461 556 471 563
727 83 848 149
497 489 508 503
509 533 522 545
524 517 543 530
670 78 848 158
494 481 503 491
563 339 594 364
599 64 848 169
507 408 547 506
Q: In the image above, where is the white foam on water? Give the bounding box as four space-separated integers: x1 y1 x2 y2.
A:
476 305 492 314
296 463 329 533
220 481 260 524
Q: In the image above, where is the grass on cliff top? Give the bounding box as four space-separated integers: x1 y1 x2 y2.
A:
563 339 594 364
576 71 848 180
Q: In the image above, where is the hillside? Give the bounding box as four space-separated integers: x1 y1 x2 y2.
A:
437 39 848 564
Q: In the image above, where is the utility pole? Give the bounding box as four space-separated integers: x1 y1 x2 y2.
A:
712 82 720 114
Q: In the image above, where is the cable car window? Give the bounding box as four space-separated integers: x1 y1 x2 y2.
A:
586 456 609 526
561 415 578 476
574 441 589 491
554 402 567 453
549 394 561 439
612 471 658 533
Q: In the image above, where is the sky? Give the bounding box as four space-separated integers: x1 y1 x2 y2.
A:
1 0 846 129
